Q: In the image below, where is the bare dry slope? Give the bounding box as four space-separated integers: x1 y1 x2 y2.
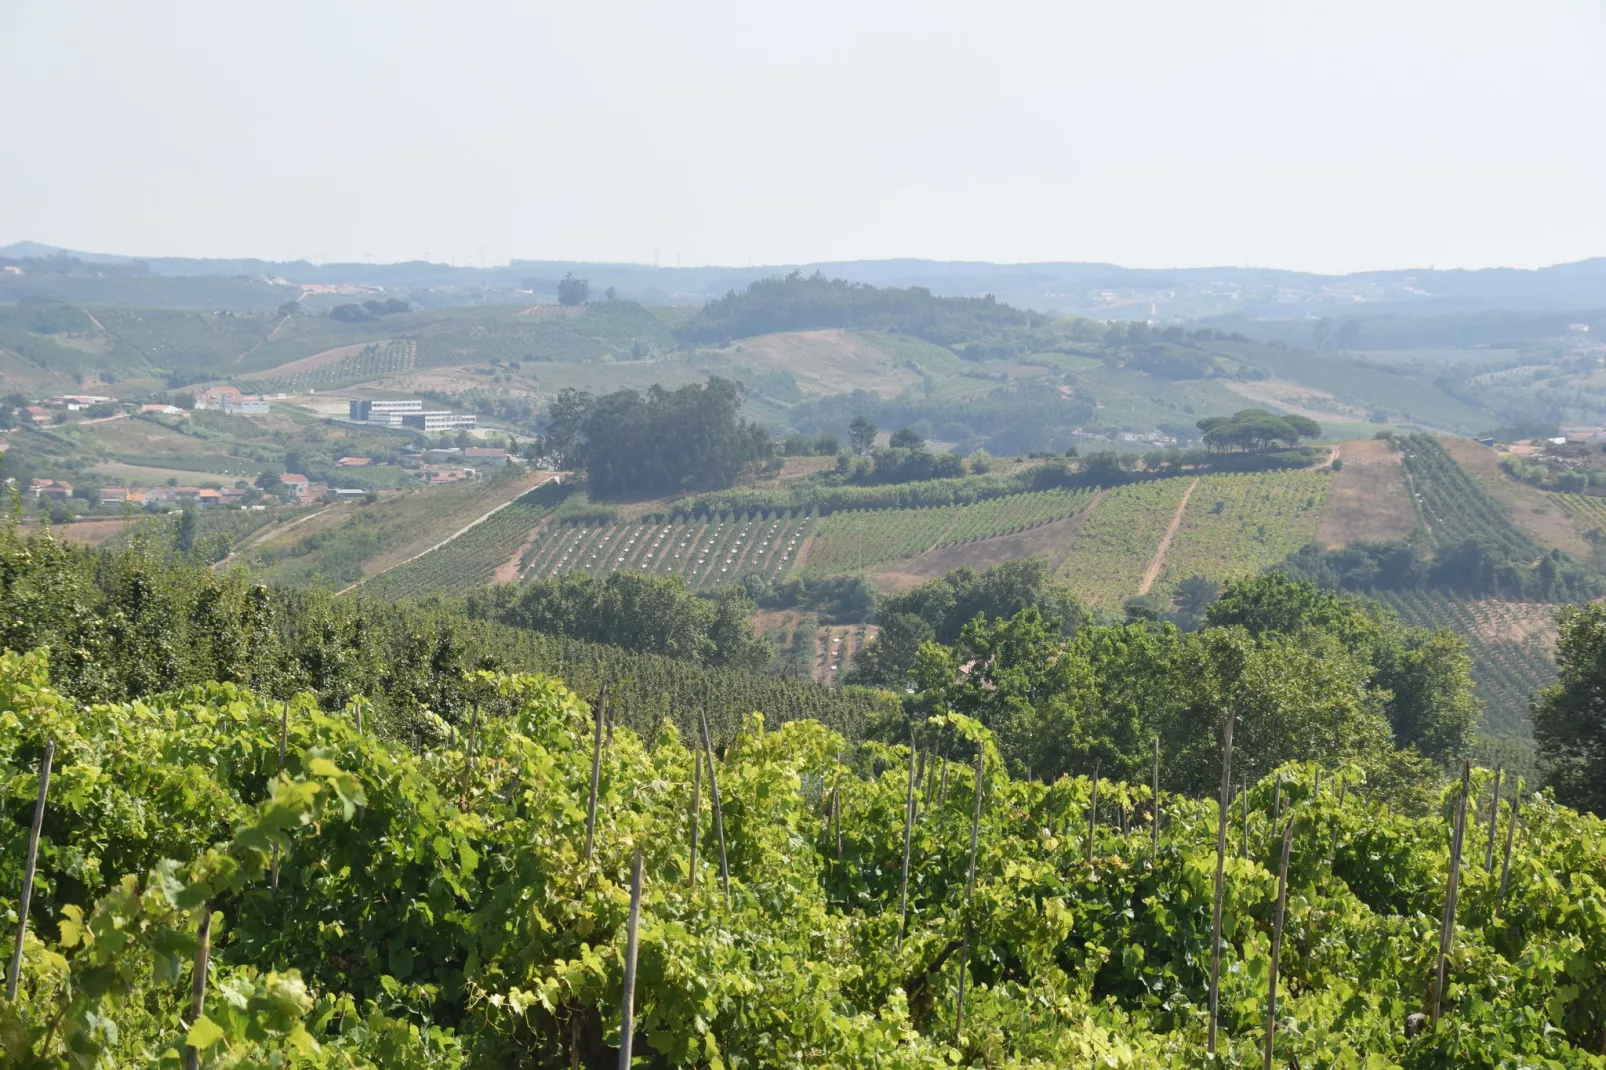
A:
719 330 921 397
1316 438 1419 547
1439 436 1592 557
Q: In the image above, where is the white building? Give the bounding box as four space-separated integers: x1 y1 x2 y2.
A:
401 411 477 432
222 395 269 415
350 399 423 423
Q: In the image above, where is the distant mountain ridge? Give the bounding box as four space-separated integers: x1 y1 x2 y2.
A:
4 241 1605 318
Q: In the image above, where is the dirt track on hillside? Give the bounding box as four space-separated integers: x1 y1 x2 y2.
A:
1138 479 1197 595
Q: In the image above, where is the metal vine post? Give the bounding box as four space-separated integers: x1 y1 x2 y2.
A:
1207 712 1235 1055
584 684 608 863
1150 735 1161 865
698 708 731 905
1241 778 1250 859
1431 762 1471 1020
1495 781 1521 917
832 782 842 861
6 738 53 1002
955 746 985 1042
896 738 919 949
1086 760 1100 867
1264 818 1296 1070
618 849 643 1070
183 906 213 1070
1484 767 1503 871
688 750 701 891
271 702 288 894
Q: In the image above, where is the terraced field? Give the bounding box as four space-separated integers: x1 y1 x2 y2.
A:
519 513 815 591
1149 470 1330 599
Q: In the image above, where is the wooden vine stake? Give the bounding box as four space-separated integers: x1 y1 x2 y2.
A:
687 750 701 892
698 708 730 905
6 738 53 1001
1431 761 1471 1020
1264 818 1296 1070
584 684 608 863
896 739 919 949
183 905 213 1070
1484 767 1503 871
617 849 643 1070
1086 760 1100 867
1207 712 1235 1055
271 703 288 894
955 747 985 1044
1495 781 1521 918
1150 736 1161 865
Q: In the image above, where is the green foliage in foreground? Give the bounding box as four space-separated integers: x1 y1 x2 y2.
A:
3 652 1604 1067
0 523 887 745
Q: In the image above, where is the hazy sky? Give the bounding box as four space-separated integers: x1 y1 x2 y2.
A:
3 0 1604 273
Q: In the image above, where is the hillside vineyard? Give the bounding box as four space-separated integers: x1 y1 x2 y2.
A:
6 261 1606 1065
3 655 1603 1066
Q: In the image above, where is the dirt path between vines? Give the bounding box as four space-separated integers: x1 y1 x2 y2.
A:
1137 478 1197 595
493 513 553 583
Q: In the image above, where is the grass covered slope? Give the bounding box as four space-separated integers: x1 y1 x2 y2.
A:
4 658 1603 1067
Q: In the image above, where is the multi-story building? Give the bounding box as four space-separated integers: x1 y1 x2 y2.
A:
400 411 477 432
350 399 423 424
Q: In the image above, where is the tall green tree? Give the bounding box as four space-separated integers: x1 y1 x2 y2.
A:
1533 604 1606 815
563 378 773 497
848 415 878 456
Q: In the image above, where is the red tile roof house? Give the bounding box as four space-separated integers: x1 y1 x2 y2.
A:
30 478 73 500
279 474 310 488
195 489 223 506
99 487 130 506
336 457 372 467
22 406 50 424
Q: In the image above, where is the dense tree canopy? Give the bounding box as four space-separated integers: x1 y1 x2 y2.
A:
857 570 1478 788
463 570 771 670
1197 409 1321 451
1533 603 1606 815
847 559 1084 688
550 378 774 498
0 521 877 742
1278 537 1601 602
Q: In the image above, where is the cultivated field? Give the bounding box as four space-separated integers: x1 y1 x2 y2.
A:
803 488 1096 576
1059 478 1193 609
1148 470 1330 599
519 512 815 591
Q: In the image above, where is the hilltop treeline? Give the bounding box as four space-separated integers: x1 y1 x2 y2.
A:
788 384 1100 456
674 271 1051 351
0 523 889 742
